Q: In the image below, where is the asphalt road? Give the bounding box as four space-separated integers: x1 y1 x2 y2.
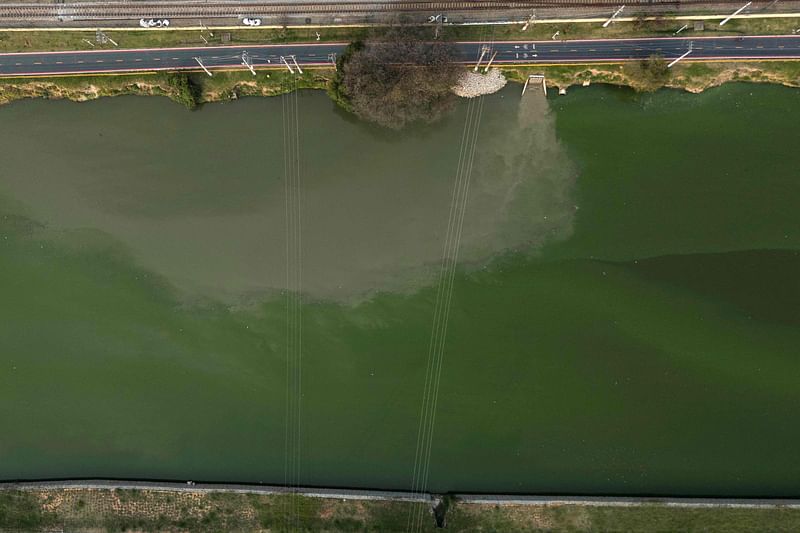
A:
1 36 800 77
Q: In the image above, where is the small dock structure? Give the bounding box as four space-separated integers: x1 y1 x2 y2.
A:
521 74 547 96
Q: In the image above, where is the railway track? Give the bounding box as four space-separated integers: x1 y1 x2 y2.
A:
0 0 769 20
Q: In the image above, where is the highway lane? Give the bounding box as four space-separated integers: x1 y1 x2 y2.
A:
1 36 800 77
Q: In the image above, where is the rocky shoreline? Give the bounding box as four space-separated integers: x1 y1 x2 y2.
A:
452 68 508 98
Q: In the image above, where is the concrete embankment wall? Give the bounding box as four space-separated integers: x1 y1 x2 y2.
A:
0 480 430 503
3 480 800 509
456 494 800 509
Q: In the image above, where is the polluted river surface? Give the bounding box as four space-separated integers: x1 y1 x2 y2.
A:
0 84 799 496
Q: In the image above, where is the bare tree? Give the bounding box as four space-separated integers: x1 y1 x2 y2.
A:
329 26 461 130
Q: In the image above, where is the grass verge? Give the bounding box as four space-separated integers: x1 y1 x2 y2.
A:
2 59 797 111
447 501 800 532
504 59 800 93
0 68 332 108
3 489 800 532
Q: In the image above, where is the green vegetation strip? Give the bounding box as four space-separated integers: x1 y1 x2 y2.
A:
506 59 800 92
3 489 800 532
0 69 332 108
2 58 799 111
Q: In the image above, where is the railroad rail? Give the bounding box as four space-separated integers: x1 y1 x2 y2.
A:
0 0 772 20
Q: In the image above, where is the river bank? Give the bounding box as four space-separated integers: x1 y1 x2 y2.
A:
3 482 800 532
1 60 799 109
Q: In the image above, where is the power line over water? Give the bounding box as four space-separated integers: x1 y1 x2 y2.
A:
282 76 304 530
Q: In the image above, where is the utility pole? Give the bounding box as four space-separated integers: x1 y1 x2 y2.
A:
199 34 208 44
241 51 256 75
82 38 95 47
551 30 560 40
667 42 693 68
194 56 213 76
674 24 688 35
96 29 118 47
602 5 625 28
291 55 302 74
280 56 295 74
521 13 535 32
720 1 752 26
473 45 489 72
328 53 337 70
483 50 498 73
200 20 214 37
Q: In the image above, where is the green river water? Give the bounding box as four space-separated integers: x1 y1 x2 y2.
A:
0 84 799 496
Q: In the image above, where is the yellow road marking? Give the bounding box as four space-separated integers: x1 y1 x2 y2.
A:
3 58 800 81
0 64 333 79
501 58 800 68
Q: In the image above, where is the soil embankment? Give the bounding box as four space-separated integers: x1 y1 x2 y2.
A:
2 61 800 109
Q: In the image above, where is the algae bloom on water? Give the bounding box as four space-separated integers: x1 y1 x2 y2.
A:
0 83 799 497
